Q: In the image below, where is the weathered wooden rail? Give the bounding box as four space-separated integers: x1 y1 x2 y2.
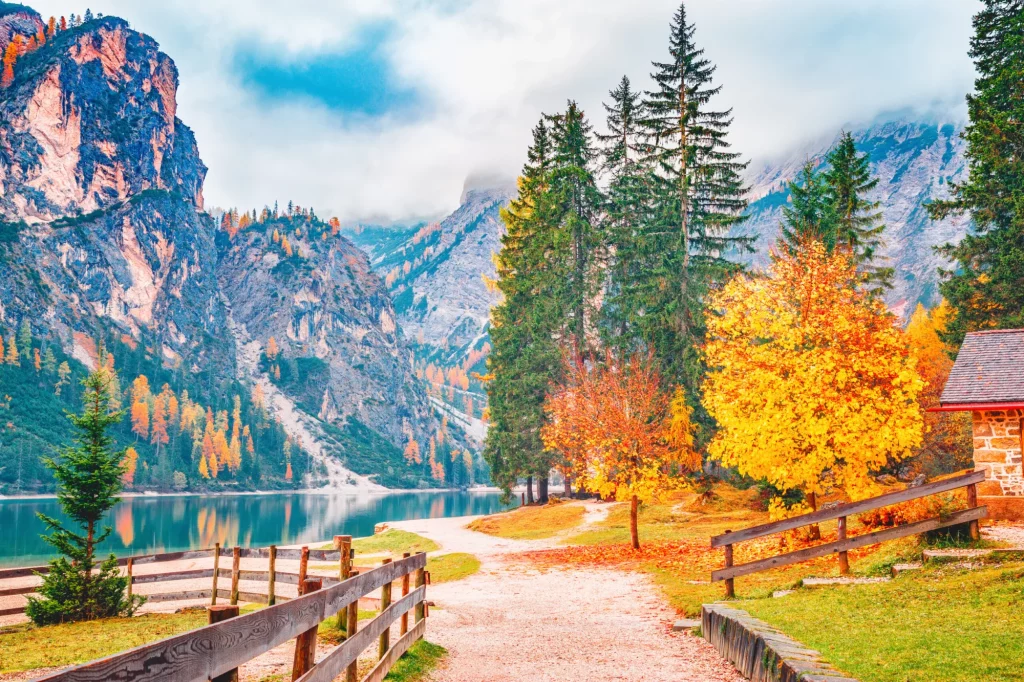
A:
26 550 428 682
711 469 987 596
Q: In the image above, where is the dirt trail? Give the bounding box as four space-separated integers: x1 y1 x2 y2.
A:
390 507 742 682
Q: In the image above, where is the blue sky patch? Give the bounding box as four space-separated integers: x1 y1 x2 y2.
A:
233 23 422 119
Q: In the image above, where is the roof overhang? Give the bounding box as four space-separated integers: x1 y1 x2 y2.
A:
929 402 1024 413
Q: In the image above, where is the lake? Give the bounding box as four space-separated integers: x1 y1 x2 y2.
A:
0 491 517 567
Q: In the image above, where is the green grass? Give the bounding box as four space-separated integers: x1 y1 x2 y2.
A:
316 609 380 645
383 640 447 681
740 563 1024 682
468 501 585 540
0 612 209 673
321 530 440 557
427 553 481 584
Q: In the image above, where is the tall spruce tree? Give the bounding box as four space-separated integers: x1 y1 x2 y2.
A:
778 162 838 254
927 0 1024 344
484 119 562 498
635 2 750 434
824 131 892 290
26 362 144 624
598 76 654 347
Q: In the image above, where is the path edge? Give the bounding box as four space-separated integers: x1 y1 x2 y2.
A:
701 604 859 682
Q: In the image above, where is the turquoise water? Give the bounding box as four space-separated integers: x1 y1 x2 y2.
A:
0 491 516 567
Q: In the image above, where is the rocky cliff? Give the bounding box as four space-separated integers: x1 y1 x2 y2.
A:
742 119 969 318
0 6 442 492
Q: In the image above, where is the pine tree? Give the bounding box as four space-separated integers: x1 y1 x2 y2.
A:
634 1 750 435
927 0 1024 344
777 162 837 254
17 319 31 359
824 131 892 290
26 365 144 624
42 346 57 373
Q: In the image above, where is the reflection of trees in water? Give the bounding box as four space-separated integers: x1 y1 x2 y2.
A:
0 493 513 564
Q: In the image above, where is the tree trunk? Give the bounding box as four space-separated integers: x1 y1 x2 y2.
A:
630 495 640 550
807 491 821 541
563 475 571 499
538 476 549 504
678 80 690 338
526 476 534 504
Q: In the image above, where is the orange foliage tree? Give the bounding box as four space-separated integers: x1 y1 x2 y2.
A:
542 351 700 549
702 241 924 516
121 447 139 486
130 400 149 439
905 302 973 475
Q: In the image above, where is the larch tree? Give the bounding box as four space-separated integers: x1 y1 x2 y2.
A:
542 351 700 549
927 0 1024 344
702 241 924 517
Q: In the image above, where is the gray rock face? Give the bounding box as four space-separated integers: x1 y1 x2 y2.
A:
742 120 969 318
348 187 512 361
216 218 435 449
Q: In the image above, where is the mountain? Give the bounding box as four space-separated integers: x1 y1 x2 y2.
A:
0 7 450 494
743 119 970 318
343 186 513 439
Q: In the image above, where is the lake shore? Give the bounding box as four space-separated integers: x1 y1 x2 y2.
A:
0 484 510 501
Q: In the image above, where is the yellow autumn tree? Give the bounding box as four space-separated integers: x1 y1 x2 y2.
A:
702 241 924 515
122 447 139 487
905 302 973 475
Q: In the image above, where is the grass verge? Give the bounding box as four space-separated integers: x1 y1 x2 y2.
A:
427 553 481 583
740 563 1024 682
383 640 447 681
320 529 440 557
468 501 585 540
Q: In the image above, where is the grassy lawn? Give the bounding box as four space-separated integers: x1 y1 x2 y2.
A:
427 553 480 583
383 640 447 681
740 564 1024 682
0 610 213 673
468 501 586 540
321 529 441 557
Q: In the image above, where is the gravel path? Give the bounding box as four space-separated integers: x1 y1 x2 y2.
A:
390 508 742 682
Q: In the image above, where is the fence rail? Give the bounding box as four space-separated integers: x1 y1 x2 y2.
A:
0 539 369 617
710 469 987 596
26 548 428 682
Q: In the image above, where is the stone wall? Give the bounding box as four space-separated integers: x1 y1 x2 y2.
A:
973 409 1024 521
973 409 1024 496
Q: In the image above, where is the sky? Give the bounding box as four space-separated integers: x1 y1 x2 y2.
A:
30 0 979 223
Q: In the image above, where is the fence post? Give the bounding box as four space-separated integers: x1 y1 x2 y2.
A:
230 546 241 605
345 577 359 682
291 578 322 681
378 558 393 660
211 542 220 606
268 545 277 606
414 552 426 626
400 552 411 636
335 535 352 632
208 605 240 682
837 516 850 575
967 482 980 541
723 530 735 598
126 558 133 600
298 546 309 586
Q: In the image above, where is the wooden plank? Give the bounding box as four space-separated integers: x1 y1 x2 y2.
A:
30 553 425 682
360 618 426 682
0 549 214 581
0 584 38 597
131 570 215 585
712 506 987 581
294 586 425 682
221 548 341 562
711 470 986 547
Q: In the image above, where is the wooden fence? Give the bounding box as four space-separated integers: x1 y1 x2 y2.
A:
710 469 987 596
24 550 428 682
0 540 363 618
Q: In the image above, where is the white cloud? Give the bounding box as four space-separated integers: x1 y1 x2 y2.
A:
29 0 978 222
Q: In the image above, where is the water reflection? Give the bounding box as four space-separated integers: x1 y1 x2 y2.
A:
0 491 515 566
